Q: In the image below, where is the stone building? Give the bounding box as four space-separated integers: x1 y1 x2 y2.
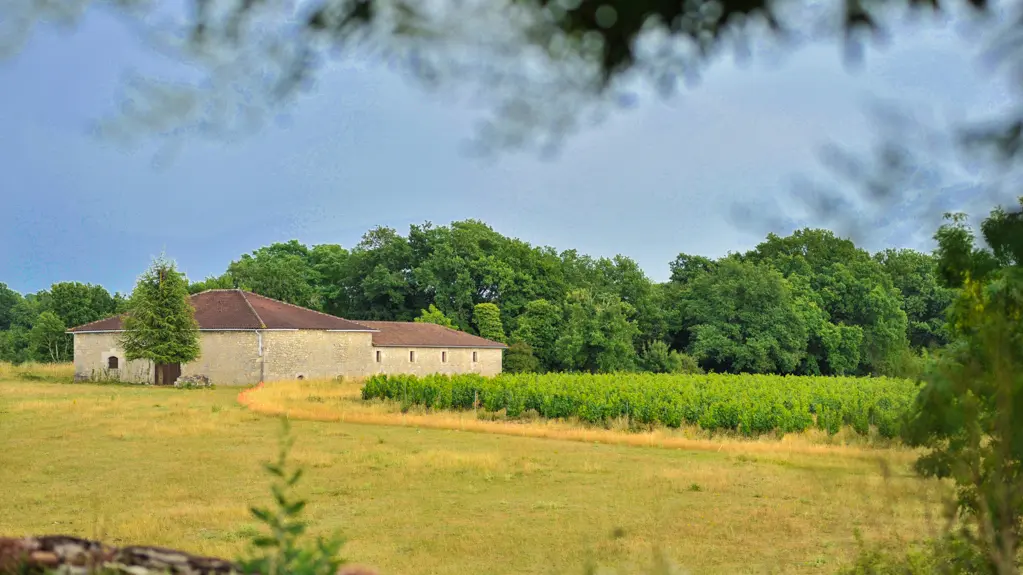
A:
68 289 507 385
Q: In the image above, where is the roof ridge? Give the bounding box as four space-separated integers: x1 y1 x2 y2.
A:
237 291 267 329
241 290 376 328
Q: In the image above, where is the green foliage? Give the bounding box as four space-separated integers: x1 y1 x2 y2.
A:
590 255 666 347
48 281 118 329
410 221 516 329
237 417 346 575
0 280 121 364
340 226 423 322
472 302 505 342
362 372 916 438
503 341 541 373
188 273 237 294
668 254 717 285
817 322 863 376
980 199 1023 268
860 285 912 376
903 199 1023 574
28 311 70 363
935 213 1003 289
511 299 563 371
838 531 989 575
228 240 323 310
308 244 351 317
904 272 1023 573
0 220 963 375
414 304 456 328
556 289 639 373
874 248 956 349
120 257 201 367
679 258 808 374
0 326 31 364
639 340 702 374
742 228 914 376
0 282 21 331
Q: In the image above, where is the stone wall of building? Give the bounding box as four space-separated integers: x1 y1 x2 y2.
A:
73 331 261 385
72 333 153 384
262 330 376 381
180 331 262 386
73 330 503 385
259 332 504 381
370 346 503 377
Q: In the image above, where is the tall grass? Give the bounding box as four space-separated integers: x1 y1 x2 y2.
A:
0 361 75 382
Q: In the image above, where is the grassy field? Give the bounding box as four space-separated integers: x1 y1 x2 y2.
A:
0 361 75 382
1 378 948 574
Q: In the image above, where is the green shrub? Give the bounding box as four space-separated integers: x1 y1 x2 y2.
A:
639 341 703 374
503 341 541 373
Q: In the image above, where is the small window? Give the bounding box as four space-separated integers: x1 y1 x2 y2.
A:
108 356 119 369
442 351 447 363
375 350 381 363
472 351 478 363
409 350 416 362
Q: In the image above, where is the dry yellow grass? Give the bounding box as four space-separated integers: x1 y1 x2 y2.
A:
0 361 74 382
0 379 950 574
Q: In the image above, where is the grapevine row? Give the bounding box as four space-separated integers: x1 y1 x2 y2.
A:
361 372 919 438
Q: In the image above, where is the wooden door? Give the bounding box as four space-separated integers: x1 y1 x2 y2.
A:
155 363 182 386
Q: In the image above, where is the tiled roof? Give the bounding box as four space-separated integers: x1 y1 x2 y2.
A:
358 321 508 349
67 290 376 332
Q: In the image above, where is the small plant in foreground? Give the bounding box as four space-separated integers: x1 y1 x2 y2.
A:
236 417 346 575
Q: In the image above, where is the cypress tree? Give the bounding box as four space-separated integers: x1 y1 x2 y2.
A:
120 257 200 383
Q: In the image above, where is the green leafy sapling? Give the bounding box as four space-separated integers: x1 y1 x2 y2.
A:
237 417 346 575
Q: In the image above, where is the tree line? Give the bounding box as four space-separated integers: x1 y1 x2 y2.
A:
0 282 127 363
1 218 962 376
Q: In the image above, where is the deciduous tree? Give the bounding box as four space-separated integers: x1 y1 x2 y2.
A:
503 341 540 373
472 303 505 342
29 311 70 363
511 299 563 372
681 258 808 374
0 283 20 331
48 281 117 329
227 241 323 310
414 304 455 329
188 273 236 294
556 289 639 373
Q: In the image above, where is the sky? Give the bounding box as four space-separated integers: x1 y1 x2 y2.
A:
0 3 1016 295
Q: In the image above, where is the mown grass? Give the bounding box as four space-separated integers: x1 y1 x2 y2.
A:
1 379 949 574
0 361 74 382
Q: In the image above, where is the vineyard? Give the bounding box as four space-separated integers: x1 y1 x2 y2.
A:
361 372 920 438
